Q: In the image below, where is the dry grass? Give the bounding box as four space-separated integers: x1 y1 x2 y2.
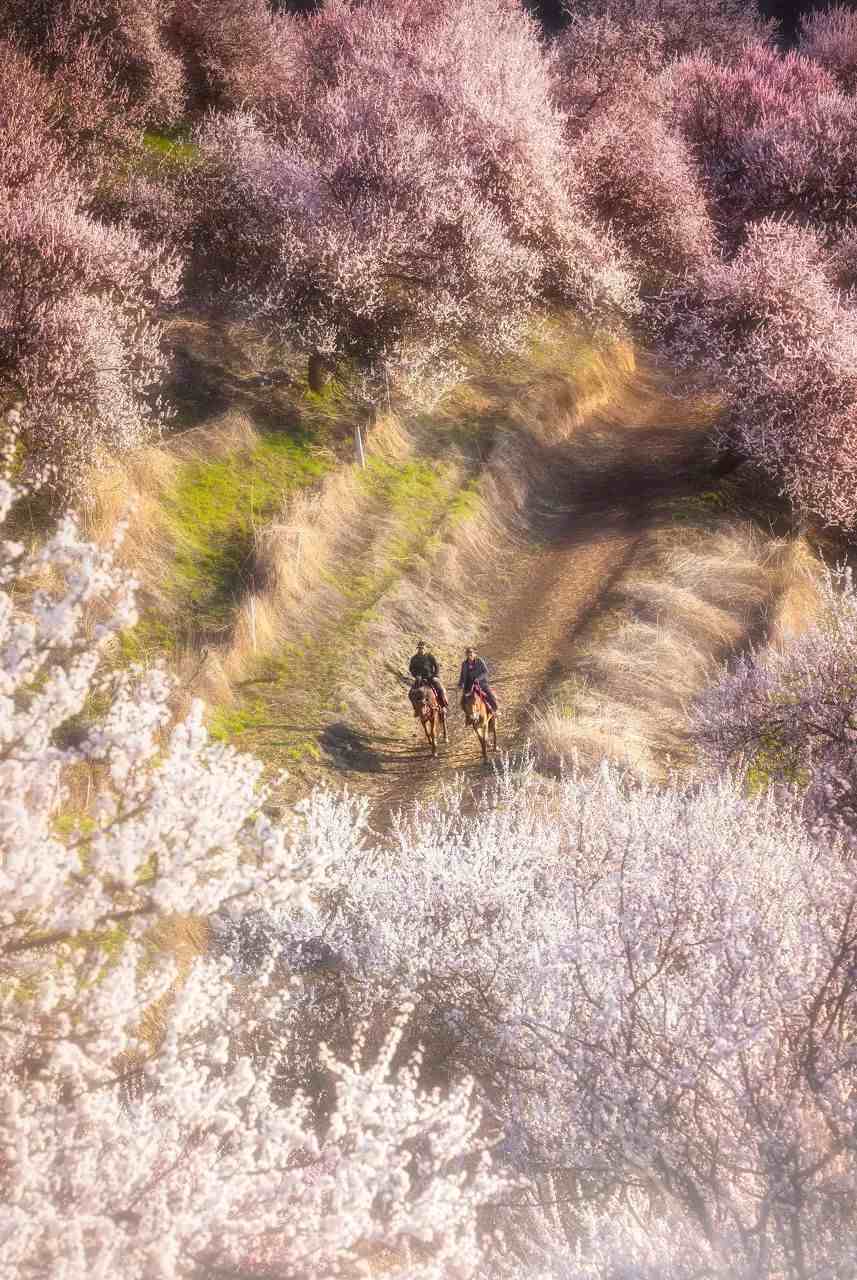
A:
82 314 633 784
533 522 824 780
79 309 824 806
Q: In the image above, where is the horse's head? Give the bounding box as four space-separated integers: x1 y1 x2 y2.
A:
462 688 479 726
410 682 431 714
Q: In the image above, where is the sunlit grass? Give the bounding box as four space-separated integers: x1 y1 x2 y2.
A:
160 429 329 637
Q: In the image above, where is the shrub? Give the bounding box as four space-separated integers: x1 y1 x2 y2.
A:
798 2 857 94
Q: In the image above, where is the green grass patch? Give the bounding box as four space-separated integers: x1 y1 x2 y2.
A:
118 617 181 664
745 732 811 795
208 699 269 743
446 478 482 524
665 488 733 523
358 456 461 568
213 455 473 754
161 428 329 638
141 129 201 168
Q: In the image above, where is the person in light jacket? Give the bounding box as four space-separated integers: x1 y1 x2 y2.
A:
457 646 498 712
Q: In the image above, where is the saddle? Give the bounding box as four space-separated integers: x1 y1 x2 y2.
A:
466 680 489 710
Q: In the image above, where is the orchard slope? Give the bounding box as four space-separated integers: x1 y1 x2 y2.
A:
106 322 819 821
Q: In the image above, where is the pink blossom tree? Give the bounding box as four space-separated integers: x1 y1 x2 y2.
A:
692 564 857 851
1 0 300 127
559 0 775 69
552 10 669 128
798 2 857 94
668 44 857 245
0 39 179 491
651 219 857 532
571 104 714 286
0 31 129 182
1 0 187 126
552 12 715 288
170 0 297 115
192 0 637 394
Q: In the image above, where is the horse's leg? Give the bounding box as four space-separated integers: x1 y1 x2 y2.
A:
440 707 448 743
429 711 437 756
479 715 488 761
422 713 433 755
490 713 498 752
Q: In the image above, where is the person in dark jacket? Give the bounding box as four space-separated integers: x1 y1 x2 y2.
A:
409 640 448 708
458 646 498 712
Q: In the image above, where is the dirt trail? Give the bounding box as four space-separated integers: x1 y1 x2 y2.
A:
355 379 715 824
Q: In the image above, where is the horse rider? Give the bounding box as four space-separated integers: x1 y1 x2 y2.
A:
458 646 498 713
409 640 449 709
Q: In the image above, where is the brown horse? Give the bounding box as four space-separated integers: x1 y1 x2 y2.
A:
409 680 447 757
461 683 497 761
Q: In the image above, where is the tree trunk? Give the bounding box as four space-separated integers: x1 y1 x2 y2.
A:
307 352 331 392
712 431 748 479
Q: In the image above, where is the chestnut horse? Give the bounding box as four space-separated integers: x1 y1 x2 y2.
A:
461 682 497 761
409 680 447 757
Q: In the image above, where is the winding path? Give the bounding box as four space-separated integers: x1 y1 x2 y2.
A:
354 369 720 824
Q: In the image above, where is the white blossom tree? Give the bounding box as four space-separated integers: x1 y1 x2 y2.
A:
0 487 498 1278
268 759 857 1279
